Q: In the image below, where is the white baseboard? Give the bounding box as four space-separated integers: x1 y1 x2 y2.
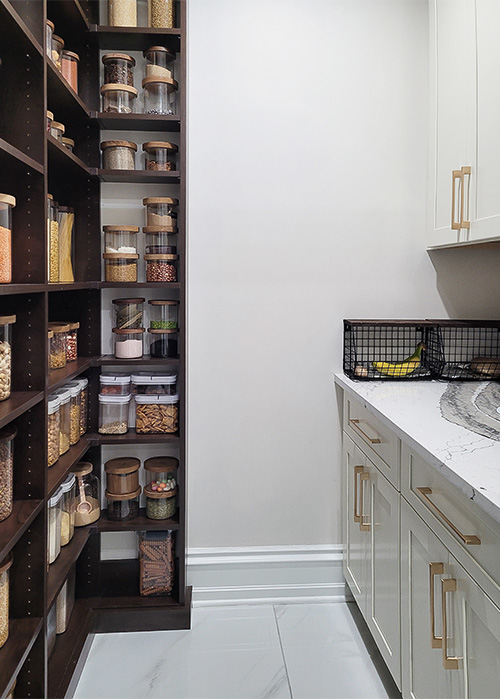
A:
187 545 345 606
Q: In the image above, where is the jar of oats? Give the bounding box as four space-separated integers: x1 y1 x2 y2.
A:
0 425 16 522
47 394 61 467
0 552 13 648
101 140 137 170
0 316 15 401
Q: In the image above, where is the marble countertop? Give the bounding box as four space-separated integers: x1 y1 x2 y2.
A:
334 372 500 525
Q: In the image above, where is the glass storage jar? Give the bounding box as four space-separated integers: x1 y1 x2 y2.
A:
47 110 54 132
47 394 61 467
145 254 177 282
105 457 140 495
57 206 75 283
61 50 79 92
143 227 177 254
149 300 178 330
102 53 135 86
56 567 75 634
148 329 178 358
48 487 63 564
47 330 53 370
143 196 178 228
54 386 71 455
135 394 179 434
50 121 65 142
0 553 13 648
98 393 131 434
64 321 79 362
144 46 175 80
148 0 174 28
75 376 88 436
72 462 100 526
47 603 57 656
100 84 137 114
100 372 131 395
47 194 59 282
143 141 177 171
109 0 137 27
62 137 74 152
0 315 15 401
48 323 69 369
142 76 177 115
104 225 138 254
113 297 145 330
0 425 16 522
5 678 15 699
59 473 76 546
0 195 16 284
51 34 64 69
46 20 54 59
101 140 137 170
106 487 140 521
144 456 178 487
103 253 138 282
131 371 177 395
145 484 177 520
112 328 144 359
66 380 81 446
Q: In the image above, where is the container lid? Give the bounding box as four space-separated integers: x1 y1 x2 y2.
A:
62 50 80 61
135 394 179 404
48 394 61 413
131 372 177 385
65 380 81 397
112 297 145 305
62 137 75 147
148 300 178 306
101 140 137 151
142 76 178 91
48 322 70 332
144 46 175 60
105 486 141 501
0 552 13 575
48 488 63 507
102 253 139 260
54 387 71 403
144 456 179 473
0 195 16 208
58 206 75 213
103 225 139 233
143 197 178 206
149 327 177 335
47 193 54 200
143 226 177 234
47 110 54 120
98 393 132 403
142 141 178 153
48 330 54 339
144 484 177 499
52 34 64 47
51 121 65 133
60 321 79 330
46 19 55 30
0 424 17 445
102 52 136 65
112 327 145 335
105 457 140 475
60 473 76 493
100 84 138 96
100 372 131 385
74 376 89 390
0 314 16 325
144 254 178 261
72 461 93 477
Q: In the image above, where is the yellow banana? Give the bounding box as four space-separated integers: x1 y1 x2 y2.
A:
372 342 425 377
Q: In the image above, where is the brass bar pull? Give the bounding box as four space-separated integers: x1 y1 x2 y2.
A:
429 562 444 648
451 170 462 230
359 472 370 532
416 487 481 545
460 166 471 229
349 419 381 444
441 578 460 670
354 466 363 523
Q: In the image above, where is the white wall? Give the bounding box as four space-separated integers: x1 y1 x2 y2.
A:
186 0 500 549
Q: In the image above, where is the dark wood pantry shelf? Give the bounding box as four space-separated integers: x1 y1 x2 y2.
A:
47 0 90 34
0 137 44 175
47 528 91 609
47 437 92 498
89 25 181 52
98 355 179 367
0 1 43 55
0 617 43 699
0 284 46 297
47 134 93 177
90 431 180 445
48 282 100 292
100 282 181 289
46 60 90 120
96 509 180 533
47 357 93 393
98 169 181 183
0 500 44 563
0 392 44 430
91 112 181 132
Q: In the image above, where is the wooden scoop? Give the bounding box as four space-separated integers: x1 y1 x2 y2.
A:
76 477 92 514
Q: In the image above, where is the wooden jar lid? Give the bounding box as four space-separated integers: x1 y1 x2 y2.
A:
143 226 177 234
48 322 69 332
144 46 175 60
149 328 177 335
105 487 141 501
103 225 139 233
0 315 16 325
73 461 93 477
102 52 136 65
112 327 145 334
144 484 177 499
148 300 178 306
144 254 178 261
105 457 140 475
51 122 65 133
100 84 138 96
46 19 55 30
52 34 64 47
144 456 179 473
0 194 16 208
143 197 178 206
142 76 178 92
62 137 75 147
102 252 139 260
112 297 145 305
62 50 80 61
142 141 178 153
100 140 138 151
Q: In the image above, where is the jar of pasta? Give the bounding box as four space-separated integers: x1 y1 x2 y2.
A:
54 386 71 455
47 194 59 282
66 380 81 446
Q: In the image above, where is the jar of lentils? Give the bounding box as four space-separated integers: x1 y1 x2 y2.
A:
148 0 174 28
145 254 177 282
0 425 16 522
101 140 137 170
102 53 136 86
100 84 138 114
143 141 177 171
144 46 175 80
103 253 139 282
145 484 177 520
142 76 177 115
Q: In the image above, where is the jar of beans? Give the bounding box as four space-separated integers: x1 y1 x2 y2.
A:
148 0 174 28
142 76 177 115
131 371 177 395
61 50 79 92
0 552 13 648
64 321 79 362
100 84 137 114
145 253 177 282
100 372 131 395
135 394 179 434
104 225 138 254
108 0 137 27
144 46 175 80
148 300 178 331
145 485 177 520
143 227 177 254
51 34 64 70
102 53 136 86
62 137 75 152
0 316 15 401
74 376 88 436
113 297 145 329
54 386 71 455
0 195 15 284
144 456 178 487
47 394 61 467
143 141 177 171
112 328 144 359
106 488 140 521
143 197 178 228
48 323 69 369
66 380 81 446
47 194 59 282
101 140 137 170
105 457 140 495
98 393 131 434
0 425 16 522
103 253 139 282
148 329 178 358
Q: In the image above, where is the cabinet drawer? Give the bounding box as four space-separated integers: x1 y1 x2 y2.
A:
402 444 500 601
343 393 400 488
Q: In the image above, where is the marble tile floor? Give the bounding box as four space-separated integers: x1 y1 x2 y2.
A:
73 602 401 699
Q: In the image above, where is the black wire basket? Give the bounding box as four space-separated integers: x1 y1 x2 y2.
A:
425 320 500 380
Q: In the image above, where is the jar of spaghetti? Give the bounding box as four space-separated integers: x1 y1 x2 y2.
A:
113 297 145 329
61 50 79 92
143 141 177 171
47 194 59 282
144 46 175 80
102 53 135 86
0 195 15 284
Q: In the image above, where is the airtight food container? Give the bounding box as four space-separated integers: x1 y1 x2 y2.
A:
144 45 175 79
98 393 131 434
143 455 178 487
113 297 145 330
131 371 177 395
102 52 136 86
48 487 63 564
148 300 178 330
47 394 61 467
0 425 16 522
0 195 16 284
99 372 131 395
0 553 13 648
112 328 145 359
0 315 15 400
142 76 178 115
142 141 177 171
105 457 140 495
135 394 179 434
143 226 177 255
101 84 138 114
54 386 71 455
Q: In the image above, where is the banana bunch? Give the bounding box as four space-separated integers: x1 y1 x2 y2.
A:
372 342 425 378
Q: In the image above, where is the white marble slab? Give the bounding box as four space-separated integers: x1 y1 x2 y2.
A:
334 372 500 524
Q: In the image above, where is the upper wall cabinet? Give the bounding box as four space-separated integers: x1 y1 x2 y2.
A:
427 0 500 248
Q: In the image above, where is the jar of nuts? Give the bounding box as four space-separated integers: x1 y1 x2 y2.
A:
142 76 177 115
103 253 139 282
143 197 178 228
142 141 177 171
102 53 136 86
0 316 15 401
66 381 81 446
98 393 131 435
145 254 177 283
100 84 138 114
144 46 175 80
47 394 61 467
54 386 71 455
0 552 13 648
0 425 17 522
135 394 179 434
48 323 69 369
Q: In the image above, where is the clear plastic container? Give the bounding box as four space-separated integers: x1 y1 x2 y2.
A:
139 530 174 596
100 84 137 114
54 386 71 455
0 315 15 401
113 297 145 330
143 141 177 171
47 110 54 132
148 300 178 330
112 328 144 359
61 50 79 92
47 394 61 467
57 206 75 283
105 457 140 495
104 225 138 254
144 456 178 487
109 0 137 27
0 195 16 284
143 197 178 228
145 254 177 283
98 394 131 434
46 20 54 59
142 76 177 115
75 377 88 436
59 473 76 546
64 321 79 362
143 227 177 255
135 394 179 434
148 329 178 358
145 484 177 520
100 372 131 395
66 381 81 446
73 462 100 526
106 488 140 521
48 487 63 564
48 323 69 369
101 140 137 169
102 53 136 86
131 371 177 395
51 34 64 70
0 425 16 522
148 0 174 28
103 253 138 282
144 46 175 80
47 194 59 282
62 137 75 152
50 121 65 142
0 553 12 648
56 567 75 634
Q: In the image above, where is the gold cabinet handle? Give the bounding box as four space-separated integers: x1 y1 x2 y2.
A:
429 562 444 648
416 487 481 545
354 466 363 523
349 419 381 444
451 170 462 230
359 472 370 532
441 578 460 670
460 166 471 229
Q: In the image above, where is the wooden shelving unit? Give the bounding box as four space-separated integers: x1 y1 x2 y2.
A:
0 0 189 695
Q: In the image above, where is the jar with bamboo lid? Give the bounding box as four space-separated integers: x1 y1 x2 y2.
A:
148 300 178 330
144 456 178 486
48 322 69 369
143 226 177 254
46 20 54 59
104 225 138 254
142 141 177 171
148 328 178 358
106 487 140 521
142 76 178 115
105 457 140 495
47 110 54 132
50 121 65 142
102 53 136 86
54 386 71 455
101 84 137 114
113 297 145 330
144 46 175 80
61 50 79 92
145 485 177 520
57 206 75 283
72 462 100 526
0 315 15 401
0 194 16 284
145 253 177 283
103 253 139 282
143 197 178 227
112 328 144 359
101 140 137 170
62 137 74 152
51 34 64 70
